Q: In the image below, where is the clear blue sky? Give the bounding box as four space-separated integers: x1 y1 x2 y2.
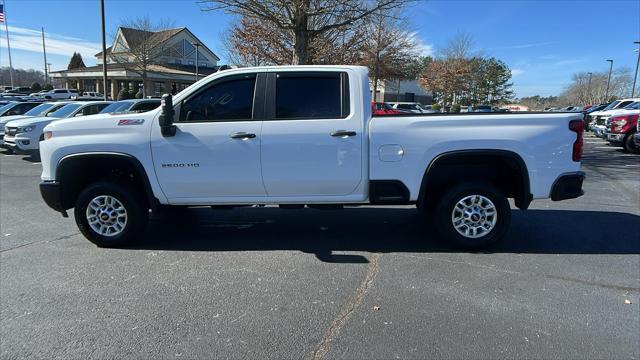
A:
1 0 639 97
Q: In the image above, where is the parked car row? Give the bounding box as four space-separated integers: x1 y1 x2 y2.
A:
587 98 640 152
370 102 510 116
0 99 160 156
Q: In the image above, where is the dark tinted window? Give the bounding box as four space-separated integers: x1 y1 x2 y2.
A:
132 101 161 112
275 72 349 119
180 75 256 122
100 101 134 113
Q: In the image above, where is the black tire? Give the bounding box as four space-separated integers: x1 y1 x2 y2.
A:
623 133 639 154
74 181 148 247
433 182 510 249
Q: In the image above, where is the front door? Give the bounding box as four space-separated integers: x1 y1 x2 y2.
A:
151 73 266 201
260 71 364 197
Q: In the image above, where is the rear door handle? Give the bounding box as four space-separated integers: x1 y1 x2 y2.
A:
331 130 357 137
230 132 256 139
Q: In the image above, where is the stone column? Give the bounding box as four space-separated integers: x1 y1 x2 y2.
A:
65 80 70 89
110 80 117 100
96 79 101 94
77 79 83 91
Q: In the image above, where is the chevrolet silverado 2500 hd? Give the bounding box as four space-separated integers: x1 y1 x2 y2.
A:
38 66 585 248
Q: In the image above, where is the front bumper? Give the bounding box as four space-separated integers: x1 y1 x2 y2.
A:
39 181 68 216
606 132 625 143
550 172 585 201
2 134 37 152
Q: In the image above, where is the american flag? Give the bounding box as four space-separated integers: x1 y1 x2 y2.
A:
0 5 4 23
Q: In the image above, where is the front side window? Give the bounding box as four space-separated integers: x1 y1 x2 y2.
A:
275 72 349 119
180 75 256 122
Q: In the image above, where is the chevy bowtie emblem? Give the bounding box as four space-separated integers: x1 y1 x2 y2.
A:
118 119 145 126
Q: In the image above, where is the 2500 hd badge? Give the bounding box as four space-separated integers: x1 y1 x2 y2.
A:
161 163 200 168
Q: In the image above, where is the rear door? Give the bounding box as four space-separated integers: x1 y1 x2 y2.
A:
260 70 364 198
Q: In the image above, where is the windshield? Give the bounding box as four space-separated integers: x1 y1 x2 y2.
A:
100 101 134 114
602 101 620 111
48 103 83 118
623 101 640 110
23 103 55 116
0 103 14 115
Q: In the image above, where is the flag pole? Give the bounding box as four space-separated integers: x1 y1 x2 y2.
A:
3 0 14 87
100 0 108 100
42 27 48 86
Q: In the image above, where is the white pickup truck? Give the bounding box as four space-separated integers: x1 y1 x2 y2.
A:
39 66 585 249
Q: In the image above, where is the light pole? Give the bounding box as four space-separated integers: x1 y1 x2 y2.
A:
604 59 614 102
192 42 201 82
632 41 640 98
586 72 593 105
46 63 52 86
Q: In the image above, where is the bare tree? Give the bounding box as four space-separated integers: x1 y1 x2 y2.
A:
359 10 420 101
201 0 413 65
440 31 475 59
561 68 633 105
109 16 175 96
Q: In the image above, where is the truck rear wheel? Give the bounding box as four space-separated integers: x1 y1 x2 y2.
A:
434 182 510 249
74 181 148 247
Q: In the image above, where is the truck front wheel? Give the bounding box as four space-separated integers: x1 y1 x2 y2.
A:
623 133 639 154
74 181 148 247
434 182 510 249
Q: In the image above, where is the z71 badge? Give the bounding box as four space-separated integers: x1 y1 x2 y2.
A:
118 119 145 126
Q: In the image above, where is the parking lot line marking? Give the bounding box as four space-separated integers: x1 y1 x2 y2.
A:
32 162 41 165
594 146 615 149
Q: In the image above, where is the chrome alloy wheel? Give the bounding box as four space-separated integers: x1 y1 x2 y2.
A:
451 195 498 239
86 195 128 237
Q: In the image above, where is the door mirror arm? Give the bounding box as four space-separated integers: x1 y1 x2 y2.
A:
159 93 176 137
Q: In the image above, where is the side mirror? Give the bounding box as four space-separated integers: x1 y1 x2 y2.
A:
159 93 176 137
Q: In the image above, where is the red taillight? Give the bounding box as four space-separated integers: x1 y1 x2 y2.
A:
569 120 584 162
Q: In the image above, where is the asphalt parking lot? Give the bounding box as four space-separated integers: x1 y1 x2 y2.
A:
1 134 639 359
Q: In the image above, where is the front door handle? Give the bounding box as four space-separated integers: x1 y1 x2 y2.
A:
331 130 357 137
230 132 256 139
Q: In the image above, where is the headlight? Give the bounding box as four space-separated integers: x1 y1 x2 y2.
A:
17 126 35 133
43 131 53 140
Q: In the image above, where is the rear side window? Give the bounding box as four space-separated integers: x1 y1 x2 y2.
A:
180 74 256 122
274 72 349 120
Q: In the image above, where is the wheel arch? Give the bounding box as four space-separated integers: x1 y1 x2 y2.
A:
418 149 532 210
56 152 158 210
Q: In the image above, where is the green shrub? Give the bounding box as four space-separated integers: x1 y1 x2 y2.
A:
43 84 54 91
117 88 131 100
450 104 461 113
30 82 42 92
431 104 441 111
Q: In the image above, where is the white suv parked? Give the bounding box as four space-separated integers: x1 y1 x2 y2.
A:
39 89 79 100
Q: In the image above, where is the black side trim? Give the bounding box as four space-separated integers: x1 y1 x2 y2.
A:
419 149 532 210
550 172 585 201
370 180 411 204
56 153 159 210
39 181 67 216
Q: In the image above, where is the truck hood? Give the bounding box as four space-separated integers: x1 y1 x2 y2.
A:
5 116 61 128
44 112 151 133
606 109 640 118
0 115 32 126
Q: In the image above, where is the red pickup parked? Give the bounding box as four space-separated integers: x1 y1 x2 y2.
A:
607 113 639 153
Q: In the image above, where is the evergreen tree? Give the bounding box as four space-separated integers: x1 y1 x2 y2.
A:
67 52 86 70
30 82 42 92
